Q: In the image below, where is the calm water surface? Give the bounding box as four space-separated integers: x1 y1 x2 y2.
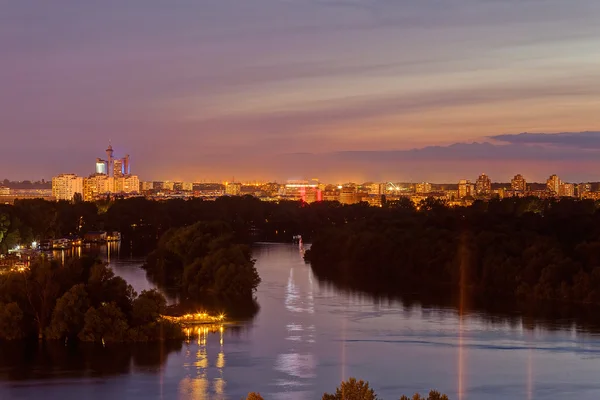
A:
2 243 600 399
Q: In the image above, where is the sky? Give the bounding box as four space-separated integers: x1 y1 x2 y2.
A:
2 0 600 183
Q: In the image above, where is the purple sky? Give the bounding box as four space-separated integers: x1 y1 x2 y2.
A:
2 0 600 183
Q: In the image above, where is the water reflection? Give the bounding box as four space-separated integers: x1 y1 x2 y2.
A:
180 327 230 400
276 258 317 395
0 341 182 381
7 244 600 400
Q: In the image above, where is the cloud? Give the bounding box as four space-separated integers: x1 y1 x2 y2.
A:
490 131 600 149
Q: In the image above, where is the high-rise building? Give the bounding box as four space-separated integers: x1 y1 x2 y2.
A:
122 175 140 194
415 182 432 194
113 158 124 177
183 182 194 192
546 174 561 194
559 183 575 197
123 154 130 175
339 186 358 204
511 174 527 192
475 173 492 195
95 158 108 175
52 174 84 201
368 183 382 195
83 174 113 201
577 183 592 198
458 179 474 199
0 186 9 196
141 181 154 192
106 145 114 177
225 182 242 196
163 181 176 191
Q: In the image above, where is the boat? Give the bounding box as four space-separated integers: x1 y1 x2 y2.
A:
40 239 54 251
107 231 121 242
52 238 71 250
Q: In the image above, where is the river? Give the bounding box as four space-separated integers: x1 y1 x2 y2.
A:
2 242 600 399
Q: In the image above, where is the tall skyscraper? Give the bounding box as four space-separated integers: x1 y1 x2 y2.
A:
123 154 130 175
511 174 527 192
546 174 561 194
95 158 108 175
475 173 492 195
52 174 83 201
113 158 124 177
106 144 114 177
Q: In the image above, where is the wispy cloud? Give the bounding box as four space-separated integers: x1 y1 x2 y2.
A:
490 131 600 149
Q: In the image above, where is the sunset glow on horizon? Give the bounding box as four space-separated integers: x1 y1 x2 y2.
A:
2 0 600 182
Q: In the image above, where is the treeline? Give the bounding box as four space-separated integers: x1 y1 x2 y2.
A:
246 377 449 400
0 256 182 342
306 197 600 305
1 196 376 251
143 221 260 317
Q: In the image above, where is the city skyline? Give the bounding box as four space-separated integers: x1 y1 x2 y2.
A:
3 1 600 181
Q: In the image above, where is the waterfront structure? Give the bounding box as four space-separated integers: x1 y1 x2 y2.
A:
225 182 242 196
52 174 83 201
475 173 492 195
511 174 527 192
546 174 561 194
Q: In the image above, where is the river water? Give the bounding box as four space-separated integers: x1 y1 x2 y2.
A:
2 242 600 399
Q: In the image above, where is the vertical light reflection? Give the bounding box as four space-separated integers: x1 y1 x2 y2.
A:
216 351 225 369
526 324 534 400
457 232 468 400
213 377 226 396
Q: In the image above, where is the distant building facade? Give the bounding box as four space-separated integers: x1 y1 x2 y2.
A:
458 179 474 199
415 182 432 194
559 183 575 197
546 174 561 194
52 174 83 201
475 173 492 195
511 174 527 192
225 182 242 196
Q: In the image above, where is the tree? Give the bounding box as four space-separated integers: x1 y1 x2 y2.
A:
246 393 264 400
0 302 24 340
399 391 449 400
24 258 61 339
46 284 89 340
72 192 83 204
0 211 9 245
87 263 136 317
79 302 129 343
322 378 377 400
131 289 166 326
